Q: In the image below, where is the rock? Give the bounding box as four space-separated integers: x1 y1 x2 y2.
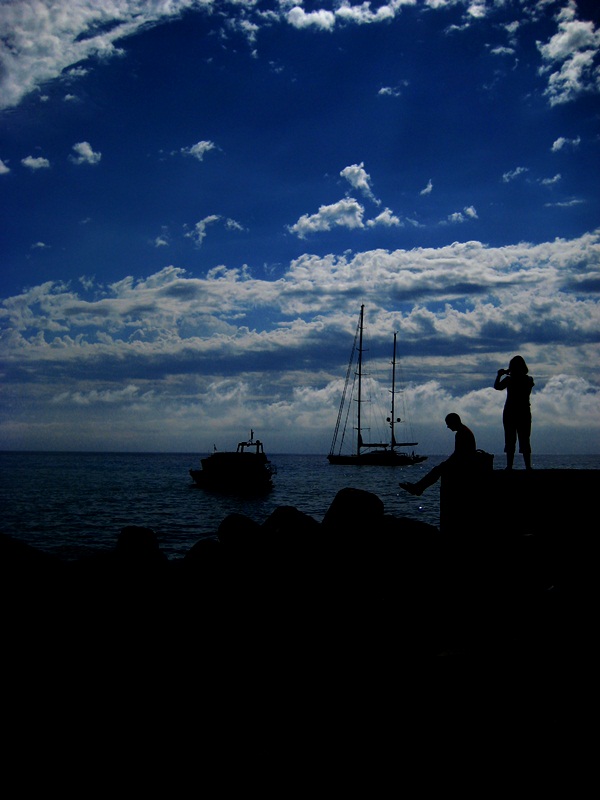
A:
321 487 385 536
115 525 168 566
217 512 263 549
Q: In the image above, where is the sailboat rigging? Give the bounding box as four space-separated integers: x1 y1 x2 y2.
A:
327 305 427 466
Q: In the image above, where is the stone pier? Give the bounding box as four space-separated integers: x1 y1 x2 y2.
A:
440 469 597 591
440 469 595 537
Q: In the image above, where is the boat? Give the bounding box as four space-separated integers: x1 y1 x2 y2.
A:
190 430 276 493
327 305 427 466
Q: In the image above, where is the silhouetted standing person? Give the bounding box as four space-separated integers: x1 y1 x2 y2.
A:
399 412 476 496
494 355 534 470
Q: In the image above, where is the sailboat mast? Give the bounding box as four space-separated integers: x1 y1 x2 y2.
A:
390 331 397 449
356 304 364 457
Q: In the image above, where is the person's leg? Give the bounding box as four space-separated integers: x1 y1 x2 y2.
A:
517 413 532 469
399 463 443 495
503 412 516 470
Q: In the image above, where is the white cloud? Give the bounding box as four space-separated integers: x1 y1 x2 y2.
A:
69 141 101 165
286 8 336 31
340 162 380 204
181 140 216 161
1 0 597 118
0 0 187 111
185 215 221 246
540 173 561 186
537 6 600 105
378 85 402 97
0 158 10 174
490 46 515 57
420 179 433 196
2 231 599 453
545 198 584 208
502 166 528 182
21 155 50 170
466 2 487 21
335 2 396 25
366 207 402 227
288 197 365 238
182 214 245 246
446 206 478 223
551 135 581 151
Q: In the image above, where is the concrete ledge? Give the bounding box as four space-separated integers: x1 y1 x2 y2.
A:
441 469 596 537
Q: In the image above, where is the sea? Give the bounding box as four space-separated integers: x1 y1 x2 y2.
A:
1 451 599 563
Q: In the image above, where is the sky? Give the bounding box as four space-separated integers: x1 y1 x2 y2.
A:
1 0 599 456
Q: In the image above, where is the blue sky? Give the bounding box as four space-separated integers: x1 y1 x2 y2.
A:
1 0 599 455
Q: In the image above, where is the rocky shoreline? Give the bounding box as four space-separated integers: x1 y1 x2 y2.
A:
2 486 567 659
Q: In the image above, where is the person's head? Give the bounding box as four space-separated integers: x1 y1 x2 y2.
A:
508 355 528 375
445 412 462 431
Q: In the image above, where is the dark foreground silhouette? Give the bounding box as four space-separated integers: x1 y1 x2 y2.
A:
1 473 592 748
1 478 583 655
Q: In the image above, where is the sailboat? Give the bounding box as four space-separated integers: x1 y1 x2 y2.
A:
327 305 427 466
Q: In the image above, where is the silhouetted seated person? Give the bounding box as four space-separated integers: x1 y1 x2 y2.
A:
399 413 476 496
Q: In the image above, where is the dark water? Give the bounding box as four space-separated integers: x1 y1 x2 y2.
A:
1 451 598 561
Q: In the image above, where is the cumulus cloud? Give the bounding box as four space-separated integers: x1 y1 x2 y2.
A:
181 140 216 161
502 166 528 182
540 174 561 186
446 206 478 224
185 215 221 247
537 3 600 105
21 155 50 170
366 208 402 228
2 231 599 452
288 198 365 238
225 218 245 232
340 162 380 205
0 158 10 174
420 179 433 196
69 141 101 165
0 0 186 111
183 215 245 246
551 135 581 151
378 85 402 97
286 8 336 31
1 0 597 116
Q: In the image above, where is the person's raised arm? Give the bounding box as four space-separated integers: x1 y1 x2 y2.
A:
494 368 508 390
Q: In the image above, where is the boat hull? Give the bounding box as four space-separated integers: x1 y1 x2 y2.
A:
190 450 274 494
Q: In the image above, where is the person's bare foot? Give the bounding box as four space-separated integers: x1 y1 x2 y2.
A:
399 481 423 496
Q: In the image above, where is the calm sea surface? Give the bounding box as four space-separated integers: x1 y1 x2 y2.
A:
1 451 598 561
